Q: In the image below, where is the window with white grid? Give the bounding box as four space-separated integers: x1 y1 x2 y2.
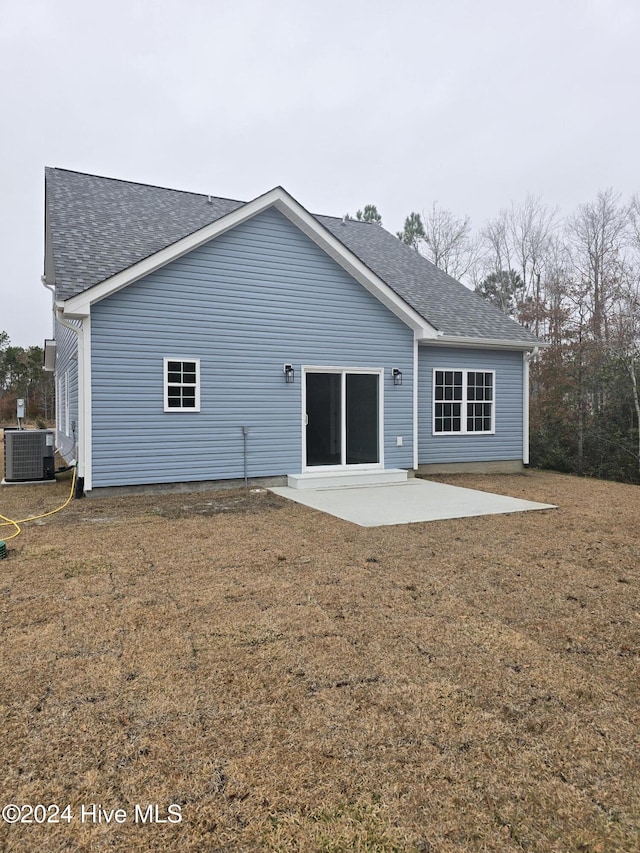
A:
164 358 200 412
433 369 494 434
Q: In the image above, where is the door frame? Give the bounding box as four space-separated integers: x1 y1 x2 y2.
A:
301 365 385 472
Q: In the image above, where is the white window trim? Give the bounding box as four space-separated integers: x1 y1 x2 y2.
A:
432 367 495 436
163 357 201 412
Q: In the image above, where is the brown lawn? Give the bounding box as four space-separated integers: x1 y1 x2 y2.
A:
0 466 638 852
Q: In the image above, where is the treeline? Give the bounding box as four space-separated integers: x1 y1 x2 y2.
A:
353 192 640 484
0 332 54 423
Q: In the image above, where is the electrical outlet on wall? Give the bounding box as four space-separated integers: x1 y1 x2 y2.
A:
396 436 403 447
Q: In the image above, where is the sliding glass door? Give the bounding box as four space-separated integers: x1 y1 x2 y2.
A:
305 370 380 468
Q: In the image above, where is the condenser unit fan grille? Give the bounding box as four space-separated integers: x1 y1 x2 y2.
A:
4 430 55 482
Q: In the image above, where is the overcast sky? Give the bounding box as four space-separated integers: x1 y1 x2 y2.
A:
1 0 638 347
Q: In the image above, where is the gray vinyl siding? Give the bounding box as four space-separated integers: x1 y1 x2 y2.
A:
90 208 414 488
54 317 79 461
418 346 524 464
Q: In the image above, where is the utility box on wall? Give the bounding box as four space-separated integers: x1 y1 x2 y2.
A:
3 430 55 483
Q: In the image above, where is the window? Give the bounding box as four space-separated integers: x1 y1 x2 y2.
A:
164 358 200 412
433 369 494 434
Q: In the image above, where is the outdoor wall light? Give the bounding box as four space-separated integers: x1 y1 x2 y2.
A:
392 368 403 386
283 363 295 383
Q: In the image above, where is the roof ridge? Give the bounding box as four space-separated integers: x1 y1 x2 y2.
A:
45 167 246 205
316 214 381 225
45 169 379 225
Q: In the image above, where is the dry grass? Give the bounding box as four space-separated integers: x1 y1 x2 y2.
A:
0 465 638 852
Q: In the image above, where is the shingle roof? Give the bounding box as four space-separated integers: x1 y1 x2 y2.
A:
45 168 540 345
45 169 243 299
316 216 539 343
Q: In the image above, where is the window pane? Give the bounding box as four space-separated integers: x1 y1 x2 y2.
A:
453 379 463 400
434 371 465 433
465 400 492 432
306 372 341 466
346 373 379 464
485 375 493 400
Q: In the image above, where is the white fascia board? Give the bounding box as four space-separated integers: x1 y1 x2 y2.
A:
60 186 438 337
424 335 547 351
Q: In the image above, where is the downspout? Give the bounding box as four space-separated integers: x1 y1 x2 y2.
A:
41 278 58 433
523 347 539 467
242 426 249 487
41 277 55 299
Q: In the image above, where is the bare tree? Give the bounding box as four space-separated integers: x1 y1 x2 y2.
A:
507 196 557 289
629 193 640 247
420 202 479 282
567 188 629 343
479 197 557 334
541 236 573 345
480 208 512 279
507 195 558 336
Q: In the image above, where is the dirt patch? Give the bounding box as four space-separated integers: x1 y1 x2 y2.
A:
0 469 639 851
152 490 286 519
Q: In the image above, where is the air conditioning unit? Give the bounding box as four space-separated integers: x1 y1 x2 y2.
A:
3 429 56 483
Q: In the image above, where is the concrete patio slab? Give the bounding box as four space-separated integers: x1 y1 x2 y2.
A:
270 478 556 527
